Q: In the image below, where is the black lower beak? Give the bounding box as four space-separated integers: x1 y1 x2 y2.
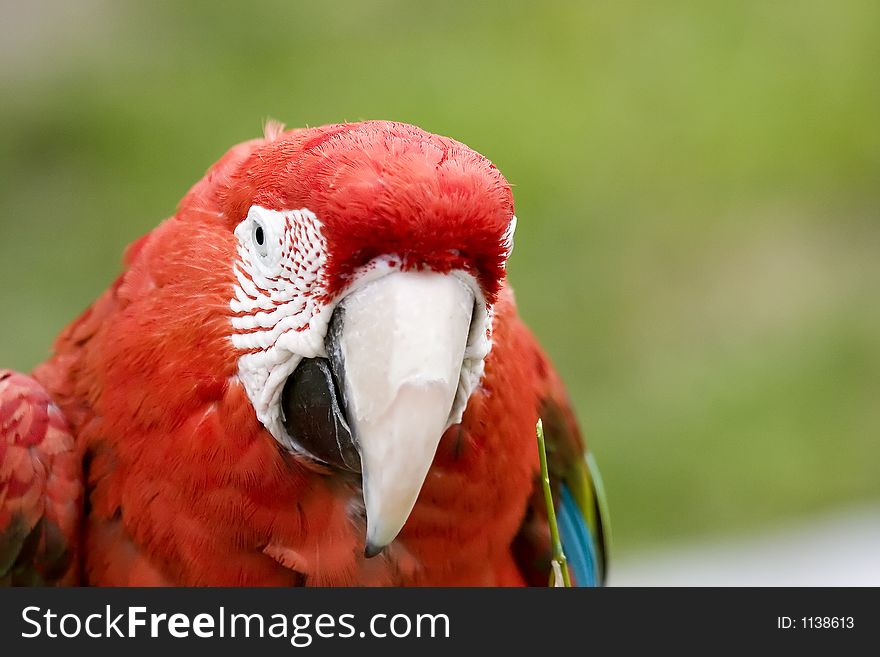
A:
280 354 361 473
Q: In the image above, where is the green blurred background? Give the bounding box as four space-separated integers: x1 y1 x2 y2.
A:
1 1 878 558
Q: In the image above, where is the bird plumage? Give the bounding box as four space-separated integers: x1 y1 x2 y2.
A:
1 120 608 586
0 370 81 585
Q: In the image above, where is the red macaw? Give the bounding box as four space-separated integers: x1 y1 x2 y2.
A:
1 120 608 586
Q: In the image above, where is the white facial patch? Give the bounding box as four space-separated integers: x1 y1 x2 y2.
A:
230 206 333 452
229 205 509 454
502 215 517 264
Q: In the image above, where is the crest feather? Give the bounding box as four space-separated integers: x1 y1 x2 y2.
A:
263 119 286 142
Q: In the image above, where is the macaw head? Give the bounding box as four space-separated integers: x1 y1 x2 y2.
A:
175 121 516 555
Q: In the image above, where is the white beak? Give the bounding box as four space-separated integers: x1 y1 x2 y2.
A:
331 271 475 555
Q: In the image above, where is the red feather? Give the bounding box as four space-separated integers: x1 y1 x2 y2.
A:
0 370 82 585
2 121 589 585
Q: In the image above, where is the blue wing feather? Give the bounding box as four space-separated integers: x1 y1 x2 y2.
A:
558 484 600 587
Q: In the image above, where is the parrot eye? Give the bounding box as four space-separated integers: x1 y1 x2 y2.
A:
252 220 269 259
